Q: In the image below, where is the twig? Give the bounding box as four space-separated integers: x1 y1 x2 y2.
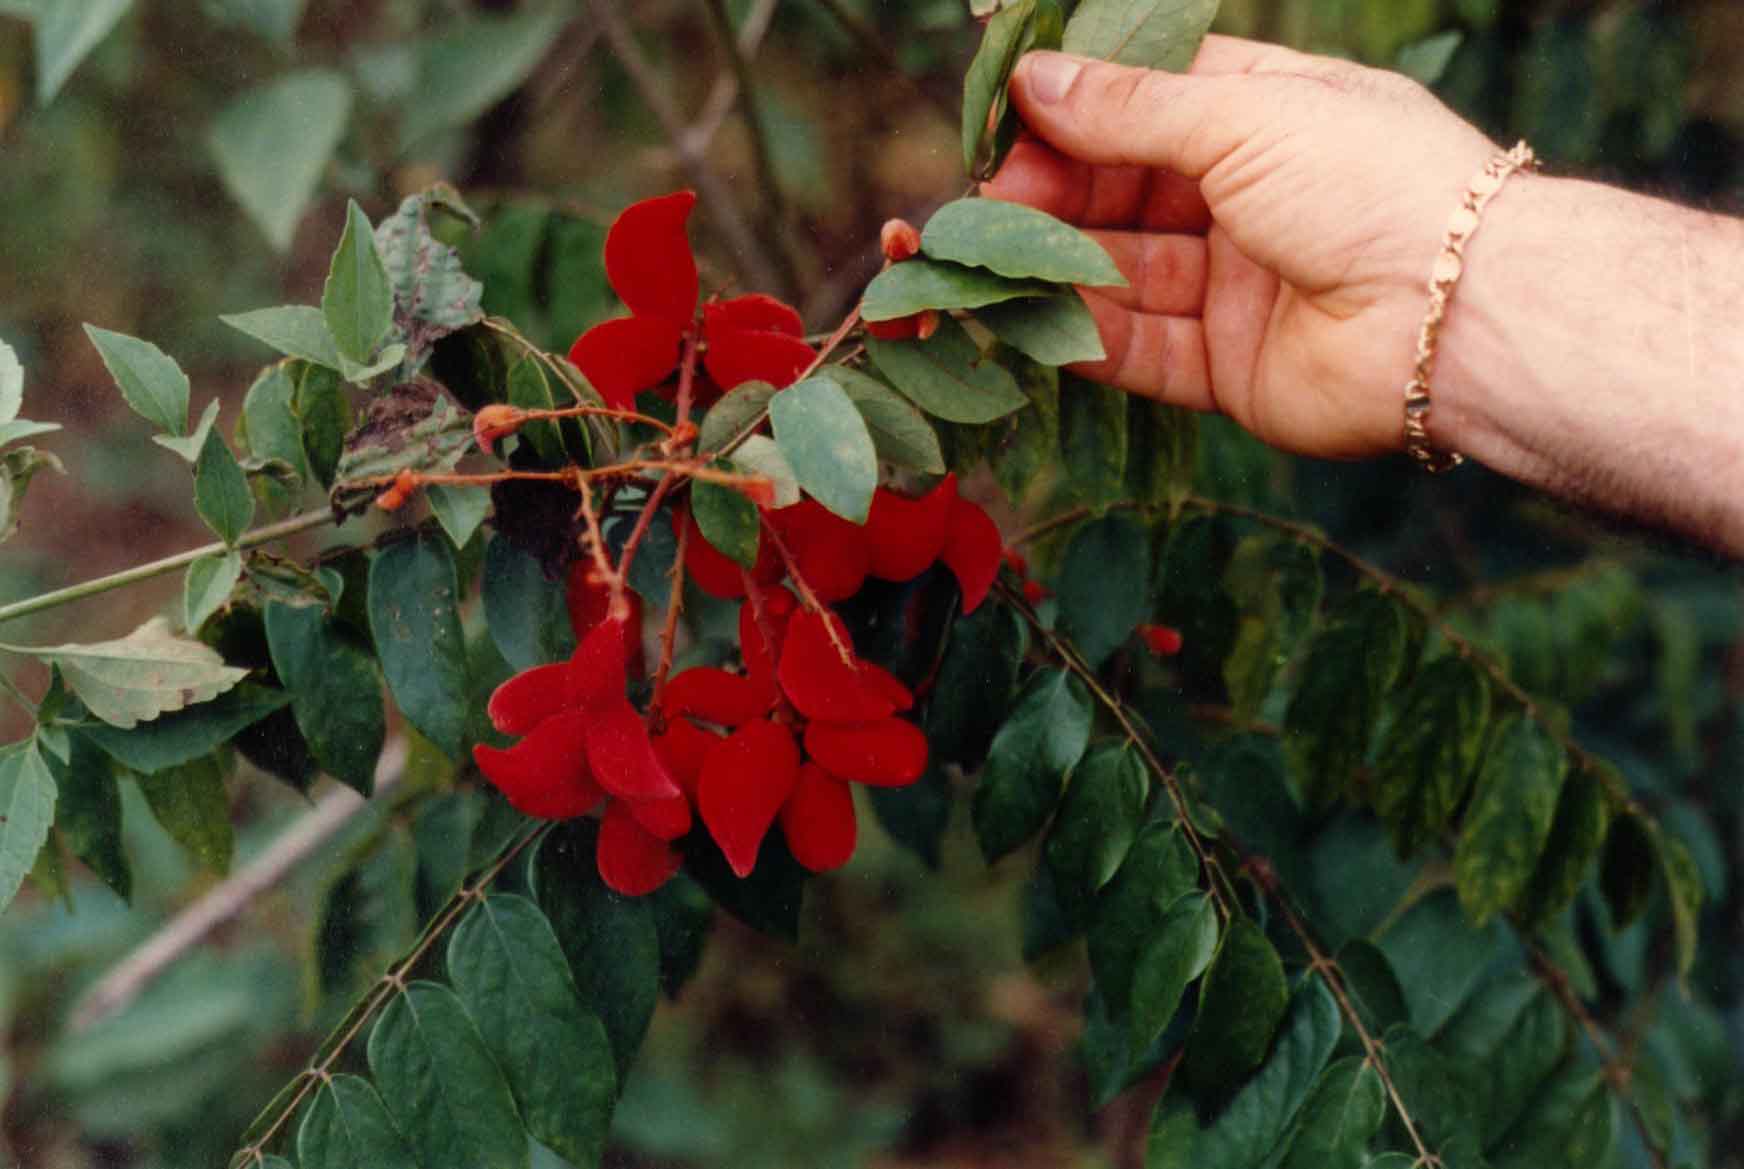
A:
678 0 782 157
588 0 788 300
0 509 338 627
69 740 409 1034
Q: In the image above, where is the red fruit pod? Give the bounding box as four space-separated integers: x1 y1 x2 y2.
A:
704 328 815 393
603 190 700 328
567 614 633 711
780 764 858 873
856 662 914 713
777 608 897 723
865 474 957 582
485 661 572 737
879 218 922 263
1137 623 1185 657
625 791 693 842
567 315 684 409
679 506 783 600
597 800 683 897
705 293 804 338
472 710 605 820
660 666 771 728
738 586 797 688
584 699 683 802
864 314 923 342
940 496 1003 615
767 499 872 603
803 718 928 786
652 717 723 798
913 309 941 341
698 718 801 878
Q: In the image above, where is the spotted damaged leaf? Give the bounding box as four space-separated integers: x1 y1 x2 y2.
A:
331 381 473 515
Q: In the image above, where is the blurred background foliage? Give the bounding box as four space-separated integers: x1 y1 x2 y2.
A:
0 1 1739 1167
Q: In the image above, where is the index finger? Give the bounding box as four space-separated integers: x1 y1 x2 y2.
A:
982 136 1212 232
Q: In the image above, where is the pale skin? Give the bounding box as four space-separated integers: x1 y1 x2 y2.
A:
983 39 1744 555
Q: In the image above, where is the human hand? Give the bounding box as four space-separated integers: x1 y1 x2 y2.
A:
983 37 1500 459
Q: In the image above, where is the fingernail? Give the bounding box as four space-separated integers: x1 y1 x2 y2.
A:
1025 52 1081 106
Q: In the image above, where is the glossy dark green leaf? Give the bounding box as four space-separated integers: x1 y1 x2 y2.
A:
1380 1023 1481 1151
962 0 1064 178
987 352 1059 506
1153 514 1238 686
971 668 1094 862
449 894 616 1167
815 366 946 475
1599 808 1656 929
239 363 310 487
1088 821 1199 1016
925 601 1028 766
368 981 528 1169
1276 1055 1386 1169
193 424 256 546
532 820 659 1076
770 377 878 523
136 754 233 873
209 70 352 251
1221 536 1321 719
868 761 954 870
681 827 808 941
862 258 1052 322
1370 655 1490 856
427 484 490 551
1128 892 1218 1054
648 875 714 999
368 534 471 759
1650 820 1703 977
1282 590 1418 809
77 684 290 775
1375 889 1510 1036
1333 939 1407 1038
865 314 1029 424
1149 979 1340 1168
1063 0 1220 69
481 534 576 671
296 1074 418 1169
264 601 385 795
1485 1063 1608 1169
0 743 55 914
1125 398 1197 514
1059 373 1128 503
1438 978 1566 1146
294 362 349 487
51 735 129 901
504 352 569 465
1184 915 1290 1103
83 325 189 436
691 476 761 570
1055 512 1151 669
1515 764 1614 930
924 200 1123 287
1453 714 1567 925
1044 742 1148 920
323 200 395 364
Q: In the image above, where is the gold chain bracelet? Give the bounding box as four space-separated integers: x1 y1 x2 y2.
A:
1404 140 1540 472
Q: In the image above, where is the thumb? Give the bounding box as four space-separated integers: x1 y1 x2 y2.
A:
1008 51 1265 179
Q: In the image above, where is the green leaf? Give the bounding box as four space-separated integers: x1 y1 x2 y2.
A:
209 70 353 252
1282 590 1418 809
1376 889 1510 1035
1437 978 1566 1146
922 199 1125 287
532 820 660 1077
1275 1055 1387 1169
77 683 290 775
1370 655 1490 856
83 325 189 436
265 601 385 795
1059 373 1128 502
974 294 1106 365
866 315 1028 424
367 535 470 759
239 363 311 487
135 754 233 873
32 0 131 103
481 534 576 672
1396 29 1464 86
374 185 485 370
151 398 220 463
427 484 491 551
323 200 395 365
962 0 1064 179
1129 892 1218 1055
0 418 61 449
987 353 1059 506
448 895 617 1168
0 445 63 545
925 599 1028 766
400 4 570 149
861 258 1053 321
1055 512 1151 668
1088 821 1199 1016
1454 715 1568 926
971 668 1094 862
691 476 761 569
313 824 418 1001
1062 0 1220 70
868 761 954 870
1221 537 1322 720
1514 766 1613 931
0 337 23 423
1149 979 1341 1169
221 306 345 371
1380 1024 1482 1152
732 435 800 509
295 363 349 489
297 1074 419 1169
815 366 946 475
1044 742 1148 918
0 742 57 915
7 618 248 729
367 982 529 1169
770 376 878 524
1651 821 1703 977
1184 915 1290 1103
332 392 475 514
698 381 777 454
194 423 256 545
648 876 715 999
52 735 130 901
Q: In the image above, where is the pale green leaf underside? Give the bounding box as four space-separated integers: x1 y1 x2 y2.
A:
3 617 249 728
84 324 190 436
209 70 353 251
0 743 56 916
34 0 133 104
1061 0 1220 71
921 198 1126 287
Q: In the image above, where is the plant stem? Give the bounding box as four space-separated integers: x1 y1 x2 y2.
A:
0 509 338 627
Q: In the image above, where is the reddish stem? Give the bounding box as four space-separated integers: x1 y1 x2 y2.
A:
652 511 692 705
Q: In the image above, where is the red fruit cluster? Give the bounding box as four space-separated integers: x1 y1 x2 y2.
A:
865 216 939 342
566 191 815 408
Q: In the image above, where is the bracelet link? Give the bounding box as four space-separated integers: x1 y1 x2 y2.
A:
1404 140 1539 473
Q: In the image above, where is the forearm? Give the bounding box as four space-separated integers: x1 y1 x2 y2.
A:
1436 174 1744 553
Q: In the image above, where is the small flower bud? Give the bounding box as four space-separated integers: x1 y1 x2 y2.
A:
375 468 419 512
472 403 526 448
880 218 922 263
1002 549 1029 578
865 314 922 341
1022 579 1049 606
914 309 941 341
1137 623 1184 657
